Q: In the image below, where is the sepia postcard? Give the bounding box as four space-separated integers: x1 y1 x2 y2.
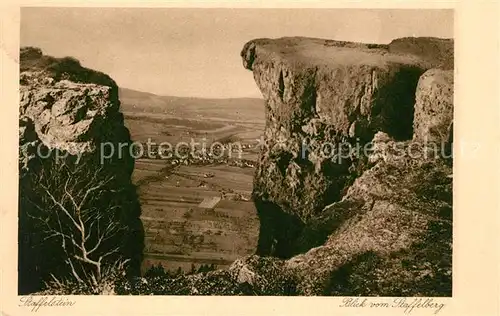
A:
1 1 499 316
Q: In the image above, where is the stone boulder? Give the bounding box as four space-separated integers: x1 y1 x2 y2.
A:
413 69 454 146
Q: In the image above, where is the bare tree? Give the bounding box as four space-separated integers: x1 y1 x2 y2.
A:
24 156 130 293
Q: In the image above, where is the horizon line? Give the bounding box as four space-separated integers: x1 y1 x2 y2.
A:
118 85 264 100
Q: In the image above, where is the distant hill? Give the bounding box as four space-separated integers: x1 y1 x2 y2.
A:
118 87 265 123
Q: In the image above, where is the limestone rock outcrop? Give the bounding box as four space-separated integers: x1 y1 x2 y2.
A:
18 47 143 294
240 37 453 295
240 37 452 257
19 47 129 166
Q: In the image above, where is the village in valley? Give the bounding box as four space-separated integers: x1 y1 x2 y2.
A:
120 88 264 273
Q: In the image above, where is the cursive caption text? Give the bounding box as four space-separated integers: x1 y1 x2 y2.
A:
19 296 76 312
339 297 446 314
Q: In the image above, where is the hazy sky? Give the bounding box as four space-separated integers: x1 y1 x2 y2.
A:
21 8 453 98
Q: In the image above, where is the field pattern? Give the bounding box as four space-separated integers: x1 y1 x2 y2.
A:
122 89 265 273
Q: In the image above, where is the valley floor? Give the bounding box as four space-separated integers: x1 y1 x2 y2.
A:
122 94 264 273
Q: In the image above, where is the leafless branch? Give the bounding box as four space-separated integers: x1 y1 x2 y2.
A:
26 158 127 291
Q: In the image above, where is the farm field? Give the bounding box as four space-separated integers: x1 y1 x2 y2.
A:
121 88 265 273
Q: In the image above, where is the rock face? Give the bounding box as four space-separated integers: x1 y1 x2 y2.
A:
240 37 453 257
240 37 452 295
20 77 115 154
18 47 143 294
19 47 129 171
285 135 452 295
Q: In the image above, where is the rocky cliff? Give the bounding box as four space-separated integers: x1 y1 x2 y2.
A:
241 37 453 295
18 47 144 294
119 36 453 296
240 37 453 258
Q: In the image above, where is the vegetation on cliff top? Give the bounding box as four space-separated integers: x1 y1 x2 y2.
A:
20 47 117 88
